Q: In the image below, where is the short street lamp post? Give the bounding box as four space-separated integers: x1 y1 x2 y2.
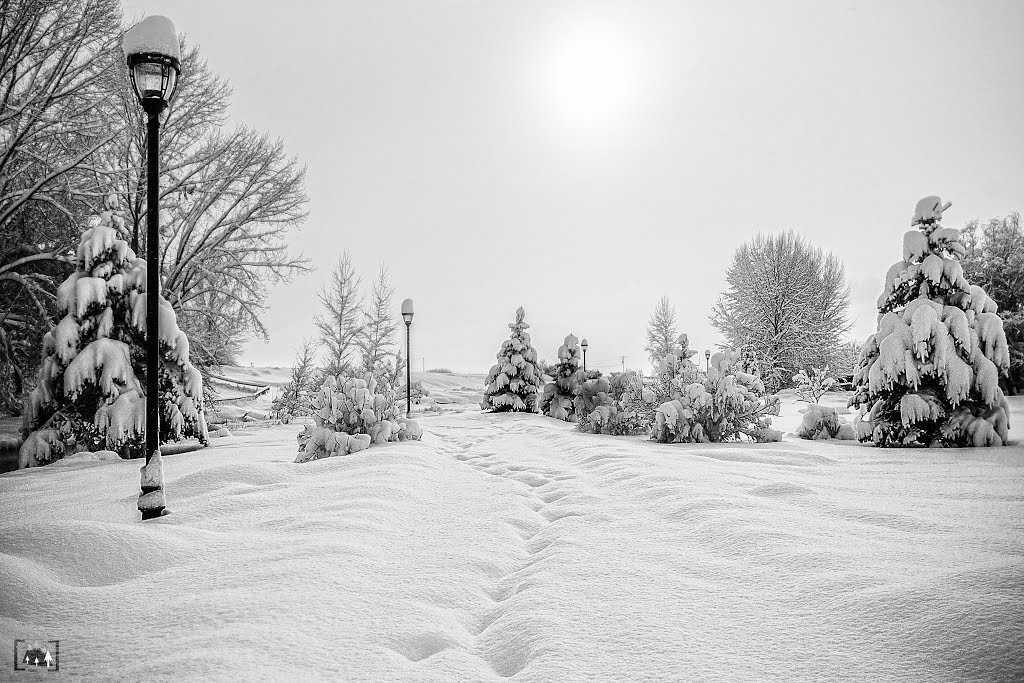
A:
704 349 711 373
580 338 588 372
401 299 414 416
124 16 181 520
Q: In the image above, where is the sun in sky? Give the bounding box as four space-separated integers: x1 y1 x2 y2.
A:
539 22 644 138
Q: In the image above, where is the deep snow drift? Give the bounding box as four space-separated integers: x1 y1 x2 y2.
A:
1 394 1022 681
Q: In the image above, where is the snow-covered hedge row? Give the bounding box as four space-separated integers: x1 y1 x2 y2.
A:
295 372 421 462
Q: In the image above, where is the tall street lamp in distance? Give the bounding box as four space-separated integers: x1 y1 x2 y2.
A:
705 349 711 373
580 338 588 372
124 15 181 520
401 299 414 416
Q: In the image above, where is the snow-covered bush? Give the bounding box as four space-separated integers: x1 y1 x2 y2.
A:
650 333 702 405
541 333 584 421
793 366 837 404
295 371 421 462
481 307 543 413
574 371 655 435
795 405 855 440
397 380 429 405
849 196 1011 447
20 195 208 467
652 348 781 443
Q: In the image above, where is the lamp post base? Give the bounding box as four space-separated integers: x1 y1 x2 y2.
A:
138 449 168 519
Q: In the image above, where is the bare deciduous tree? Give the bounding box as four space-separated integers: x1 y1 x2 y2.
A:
100 42 310 368
644 296 678 368
711 230 850 391
0 0 123 412
315 249 363 376
360 264 400 377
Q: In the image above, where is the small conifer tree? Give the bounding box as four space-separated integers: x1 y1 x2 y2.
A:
541 333 583 421
20 195 208 467
481 307 543 412
849 196 1011 447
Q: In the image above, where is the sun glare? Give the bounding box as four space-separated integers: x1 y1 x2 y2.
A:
542 27 639 136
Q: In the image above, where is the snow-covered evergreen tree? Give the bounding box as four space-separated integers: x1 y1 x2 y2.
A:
849 196 1011 447
19 195 208 467
481 307 543 413
541 333 583 421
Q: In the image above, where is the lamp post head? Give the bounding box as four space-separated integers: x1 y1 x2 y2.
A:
123 16 181 107
704 349 710 359
580 338 588 351
401 298 414 325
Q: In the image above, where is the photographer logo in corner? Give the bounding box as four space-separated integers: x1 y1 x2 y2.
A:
14 639 59 673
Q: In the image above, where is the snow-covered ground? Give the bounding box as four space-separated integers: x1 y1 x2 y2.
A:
1 382 1022 681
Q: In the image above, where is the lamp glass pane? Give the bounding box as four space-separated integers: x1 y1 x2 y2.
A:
133 61 165 97
164 69 178 100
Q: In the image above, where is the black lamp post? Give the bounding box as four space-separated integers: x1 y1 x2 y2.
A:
401 299 414 416
580 338 588 372
704 349 711 373
124 16 180 520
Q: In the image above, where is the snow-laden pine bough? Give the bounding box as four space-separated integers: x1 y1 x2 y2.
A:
849 196 1012 447
19 195 209 468
294 371 421 462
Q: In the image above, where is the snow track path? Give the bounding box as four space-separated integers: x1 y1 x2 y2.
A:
1 411 1022 681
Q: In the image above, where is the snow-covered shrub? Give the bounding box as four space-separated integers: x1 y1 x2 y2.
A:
795 405 855 440
793 366 837 404
573 373 611 432
650 333 702 405
576 333 698 436
295 371 421 462
397 380 429 405
481 307 543 413
574 371 656 435
541 333 584 421
652 348 781 443
849 196 1011 447
20 195 208 467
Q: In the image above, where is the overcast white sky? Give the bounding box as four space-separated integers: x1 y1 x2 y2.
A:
123 0 1024 374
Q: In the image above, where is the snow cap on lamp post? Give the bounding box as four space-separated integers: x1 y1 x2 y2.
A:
123 16 181 105
401 298 414 324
